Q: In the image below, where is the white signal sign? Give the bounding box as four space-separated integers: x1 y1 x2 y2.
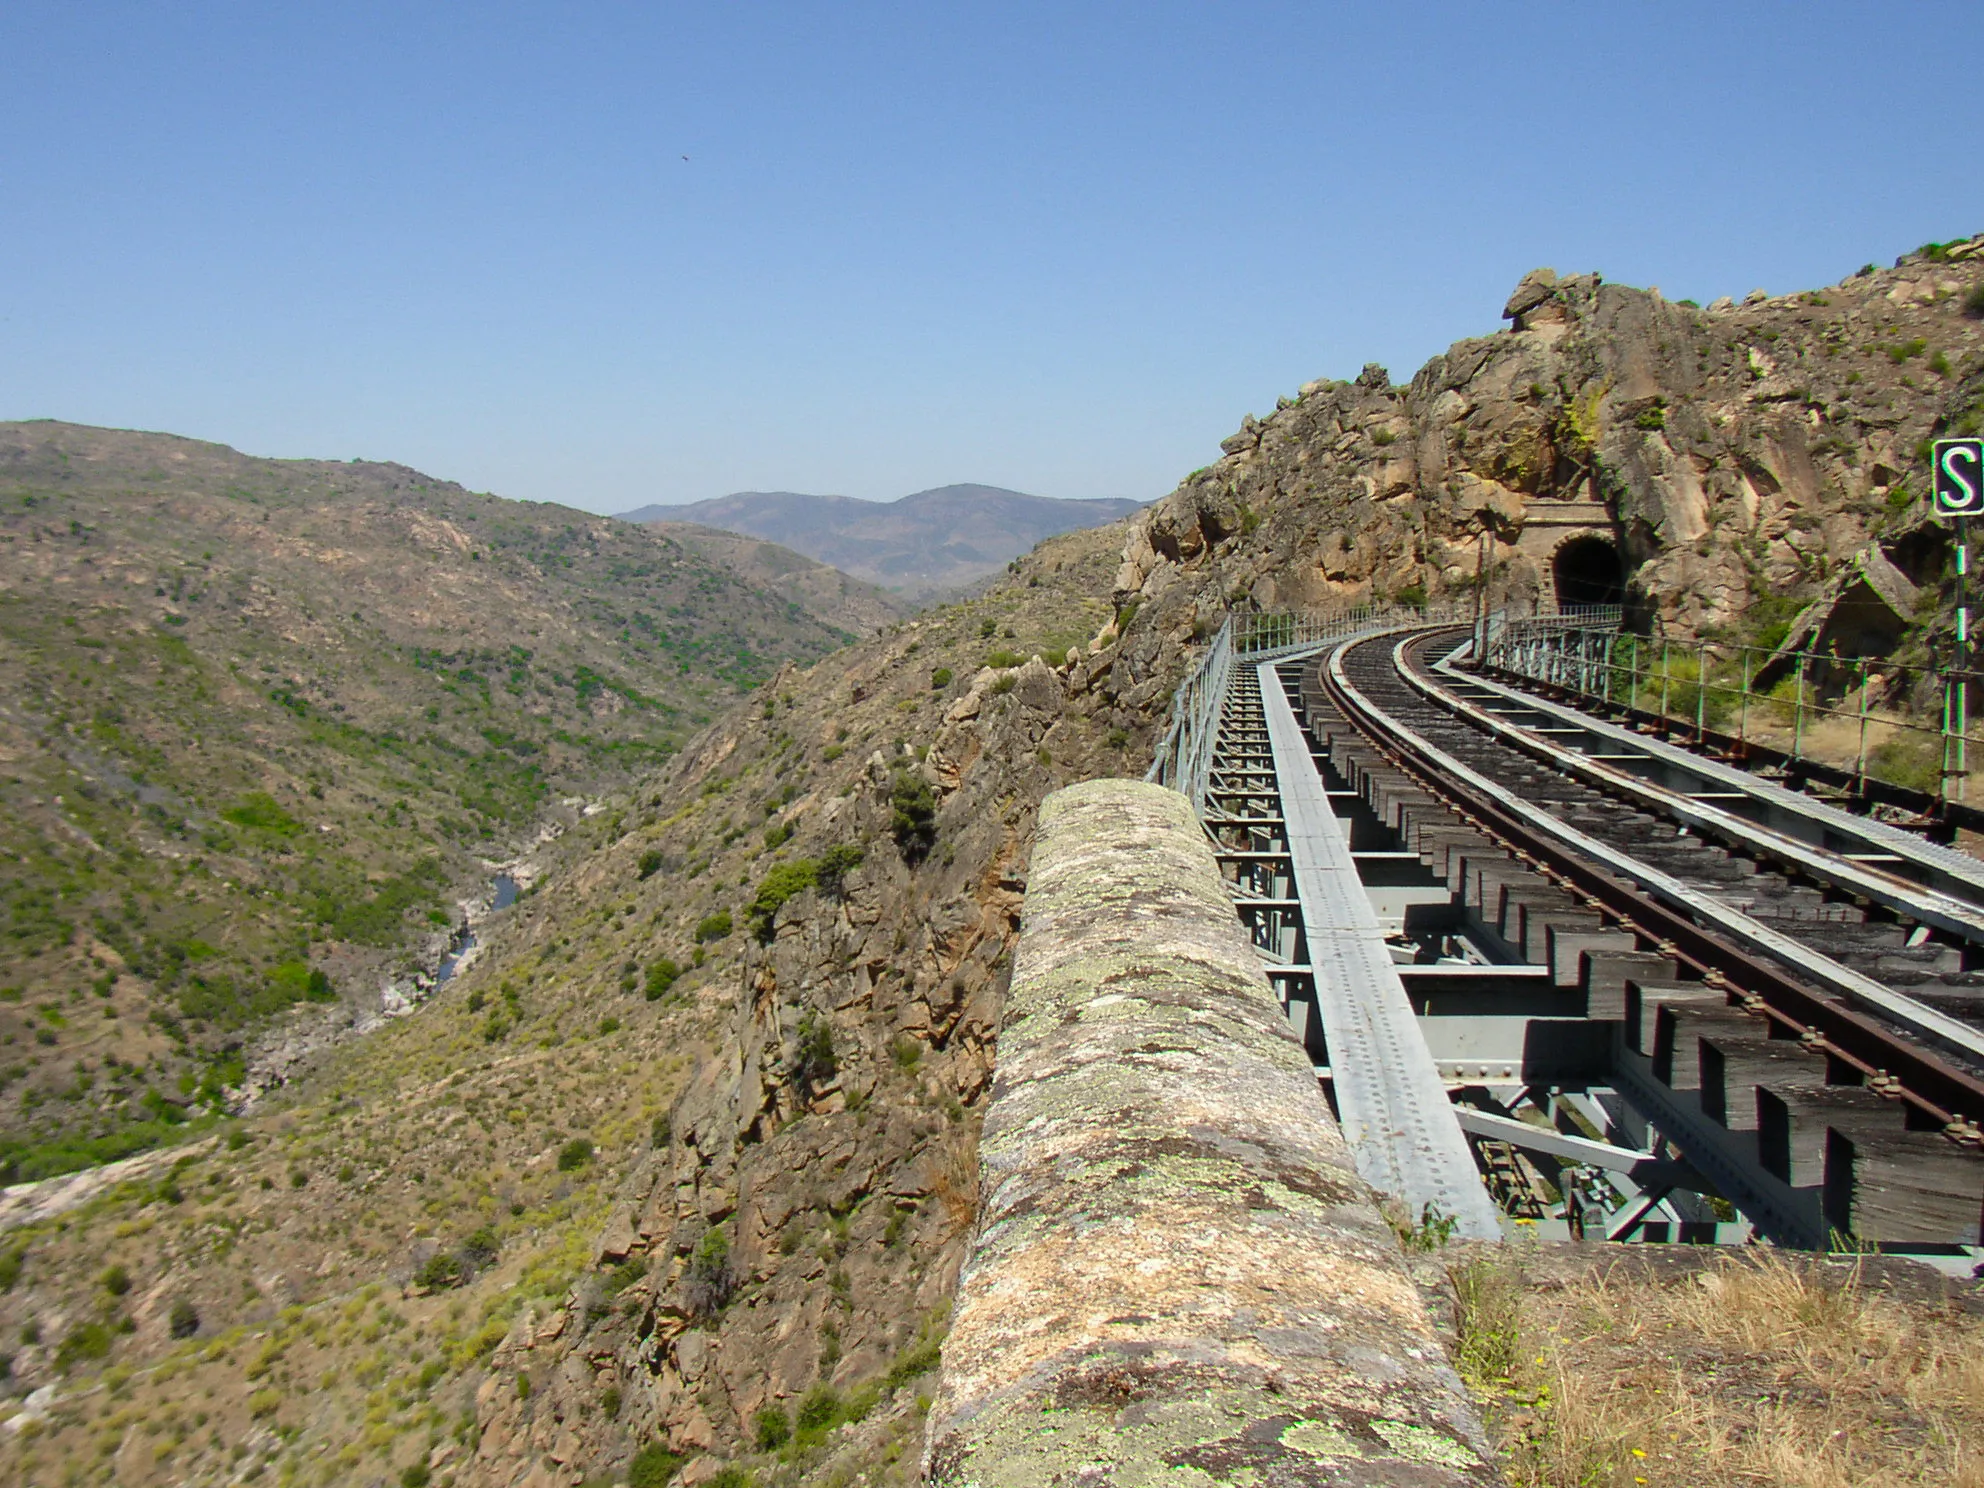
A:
1935 437 1984 517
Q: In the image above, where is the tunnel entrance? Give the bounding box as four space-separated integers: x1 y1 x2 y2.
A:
1553 535 1624 608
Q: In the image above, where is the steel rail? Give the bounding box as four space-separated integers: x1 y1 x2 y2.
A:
1418 648 1984 941
1320 630 1984 1136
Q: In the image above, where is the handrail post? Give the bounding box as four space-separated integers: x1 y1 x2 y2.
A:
1855 657 1871 799
1660 638 1672 728
1792 653 1809 763
1696 643 1708 743
1738 648 1750 752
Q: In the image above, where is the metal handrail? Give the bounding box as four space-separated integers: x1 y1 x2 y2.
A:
1147 602 1470 816
1483 613 1981 805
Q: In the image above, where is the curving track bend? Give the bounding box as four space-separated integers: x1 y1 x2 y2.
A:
1289 626 1984 1257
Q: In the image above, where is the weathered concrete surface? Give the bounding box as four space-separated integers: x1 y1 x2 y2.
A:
924 779 1495 1486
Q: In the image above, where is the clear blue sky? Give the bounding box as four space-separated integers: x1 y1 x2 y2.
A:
4 2 1978 514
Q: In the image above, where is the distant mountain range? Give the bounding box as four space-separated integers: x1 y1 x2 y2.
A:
614 484 1145 598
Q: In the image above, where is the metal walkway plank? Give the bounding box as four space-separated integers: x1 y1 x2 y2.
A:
1256 661 1502 1238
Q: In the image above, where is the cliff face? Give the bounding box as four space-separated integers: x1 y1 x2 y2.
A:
460 525 1155 1485
1114 240 1984 649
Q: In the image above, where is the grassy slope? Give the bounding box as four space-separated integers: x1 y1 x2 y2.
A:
0 421 859 1178
0 524 1135 1487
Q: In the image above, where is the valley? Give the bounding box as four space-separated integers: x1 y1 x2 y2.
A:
5 237 1984 1487
0 422 868 1185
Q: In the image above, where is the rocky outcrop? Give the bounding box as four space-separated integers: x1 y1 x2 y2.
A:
925 781 1494 1486
1112 238 1984 651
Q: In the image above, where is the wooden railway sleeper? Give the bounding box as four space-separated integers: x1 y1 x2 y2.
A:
1325 635 1984 1148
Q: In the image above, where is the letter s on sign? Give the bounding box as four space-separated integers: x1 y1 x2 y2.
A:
1936 438 1984 516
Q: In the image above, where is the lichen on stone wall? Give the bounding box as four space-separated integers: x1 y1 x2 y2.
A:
924 779 1496 1486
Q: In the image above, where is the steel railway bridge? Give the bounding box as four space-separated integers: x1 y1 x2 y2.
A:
1148 610 1984 1268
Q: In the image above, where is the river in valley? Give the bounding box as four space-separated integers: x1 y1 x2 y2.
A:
433 872 519 986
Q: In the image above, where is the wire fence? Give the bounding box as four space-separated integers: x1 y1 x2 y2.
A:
1148 601 1471 816
1483 616 1984 805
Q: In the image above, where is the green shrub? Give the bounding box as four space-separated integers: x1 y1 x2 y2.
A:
886 1306 951 1389
627 1443 684 1488
1966 283 1984 320
792 1010 836 1089
814 843 865 898
651 1112 672 1147
754 1403 792 1450
460 1226 500 1267
101 1264 131 1297
929 667 953 691
796 1384 844 1433
983 647 1025 669
602 1385 623 1419
683 1227 735 1319
644 959 681 1001
56 1320 113 1372
416 1253 465 1291
762 822 793 851
0 1248 24 1291
747 859 820 941
600 1257 647 1297
638 850 665 880
888 772 937 862
400 1464 432 1488
557 1137 595 1172
221 792 302 836
694 910 732 944
1634 403 1667 430
1870 732 1943 795
269 961 336 1006
706 1469 754 1488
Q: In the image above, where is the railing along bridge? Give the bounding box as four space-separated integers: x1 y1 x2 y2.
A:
1146 606 1984 1264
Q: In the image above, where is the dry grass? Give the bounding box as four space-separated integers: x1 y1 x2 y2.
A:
1452 1247 1984 1487
931 1135 980 1240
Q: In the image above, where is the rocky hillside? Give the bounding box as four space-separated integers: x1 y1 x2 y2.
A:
6 239 1984 1487
621 486 1144 599
0 423 864 1182
643 523 904 636
1113 238 1984 657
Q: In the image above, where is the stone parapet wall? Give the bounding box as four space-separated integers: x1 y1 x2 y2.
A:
923 778 1495 1486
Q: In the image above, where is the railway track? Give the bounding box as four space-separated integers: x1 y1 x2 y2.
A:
1273 626 1984 1255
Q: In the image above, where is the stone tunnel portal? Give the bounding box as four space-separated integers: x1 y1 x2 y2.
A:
1553 534 1625 608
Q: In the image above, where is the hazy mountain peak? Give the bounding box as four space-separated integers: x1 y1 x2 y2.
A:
614 484 1145 598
